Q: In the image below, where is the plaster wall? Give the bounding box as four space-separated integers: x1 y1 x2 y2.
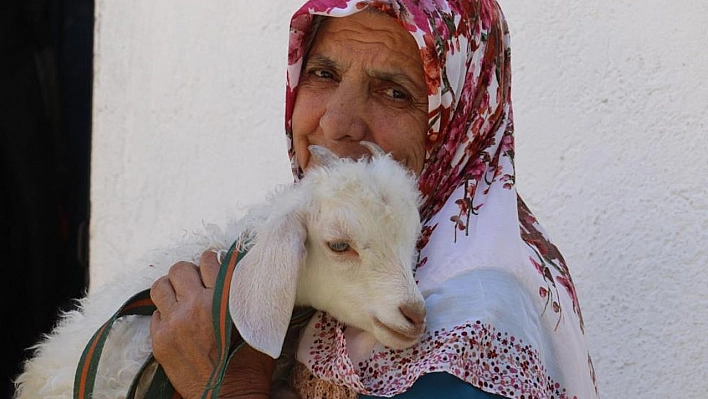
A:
91 1 708 397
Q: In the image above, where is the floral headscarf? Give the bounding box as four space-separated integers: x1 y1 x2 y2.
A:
284 1 599 398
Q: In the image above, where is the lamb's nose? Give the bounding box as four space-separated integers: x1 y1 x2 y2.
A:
399 302 426 329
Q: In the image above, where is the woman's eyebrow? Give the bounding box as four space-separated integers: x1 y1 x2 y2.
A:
305 54 340 70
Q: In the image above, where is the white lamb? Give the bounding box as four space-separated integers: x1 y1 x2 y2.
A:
14 142 427 399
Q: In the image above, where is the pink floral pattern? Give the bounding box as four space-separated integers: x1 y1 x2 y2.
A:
284 0 599 398
304 312 584 398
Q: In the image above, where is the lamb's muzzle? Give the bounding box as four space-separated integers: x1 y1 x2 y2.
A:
370 298 427 350
400 301 426 329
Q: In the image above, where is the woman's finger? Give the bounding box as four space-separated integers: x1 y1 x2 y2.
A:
199 250 221 289
150 275 176 312
167 261 204 301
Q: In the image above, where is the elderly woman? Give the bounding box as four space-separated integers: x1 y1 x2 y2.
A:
149 0 599 398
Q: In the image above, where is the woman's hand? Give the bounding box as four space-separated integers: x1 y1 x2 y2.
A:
150 250 275 398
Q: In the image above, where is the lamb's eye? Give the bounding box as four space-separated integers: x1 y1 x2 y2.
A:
327 241 350 253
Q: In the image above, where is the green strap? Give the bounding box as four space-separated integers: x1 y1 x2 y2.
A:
73 289 159 398
74 239 315 398
201 241 248 398
126 241 249 399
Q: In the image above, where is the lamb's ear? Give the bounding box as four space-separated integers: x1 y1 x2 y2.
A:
308 144 339 168
228 211 307 359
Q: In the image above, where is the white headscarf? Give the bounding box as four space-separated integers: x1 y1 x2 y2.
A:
284 1 599 397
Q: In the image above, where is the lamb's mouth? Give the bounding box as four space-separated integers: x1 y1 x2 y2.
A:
372 317 420 344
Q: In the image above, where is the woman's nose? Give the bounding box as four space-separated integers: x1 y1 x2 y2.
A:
319 87 368 142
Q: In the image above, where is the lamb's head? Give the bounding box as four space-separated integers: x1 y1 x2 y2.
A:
229 142 425 359
296 143 426 350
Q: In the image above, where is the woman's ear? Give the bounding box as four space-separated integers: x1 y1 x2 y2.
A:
228 211 307 359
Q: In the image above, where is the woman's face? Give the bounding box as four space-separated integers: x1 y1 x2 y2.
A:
291 11 428 175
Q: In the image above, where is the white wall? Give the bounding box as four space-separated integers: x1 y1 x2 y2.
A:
503 1 708 398
91 1 708 397
90 1 300 286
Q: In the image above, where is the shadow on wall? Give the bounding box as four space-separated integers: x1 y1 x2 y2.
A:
0 1 92 397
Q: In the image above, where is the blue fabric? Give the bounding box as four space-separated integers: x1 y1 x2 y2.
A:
359 372 507 398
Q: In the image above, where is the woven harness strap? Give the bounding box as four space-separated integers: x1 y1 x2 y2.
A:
73 241 248 399
73 288 159 398
202 240 246 398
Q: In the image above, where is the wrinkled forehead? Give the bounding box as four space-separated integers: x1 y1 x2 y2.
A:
287 6 427 90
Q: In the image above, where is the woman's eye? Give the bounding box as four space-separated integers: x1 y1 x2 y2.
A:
312 69 334 79
383 87 410 101
327 241 350 253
